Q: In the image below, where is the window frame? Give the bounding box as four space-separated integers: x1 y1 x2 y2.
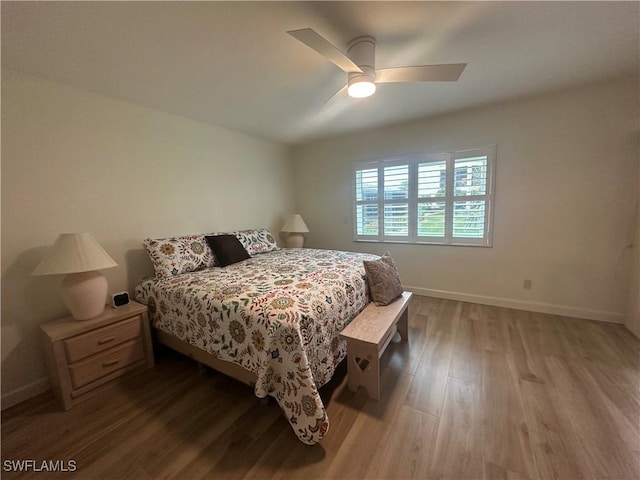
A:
353 145 496 247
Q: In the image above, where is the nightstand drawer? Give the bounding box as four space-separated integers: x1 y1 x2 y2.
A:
68 339 145 389
64 315 142 363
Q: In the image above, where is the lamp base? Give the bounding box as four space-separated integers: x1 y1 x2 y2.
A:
285 233 305 248
62 271 108 320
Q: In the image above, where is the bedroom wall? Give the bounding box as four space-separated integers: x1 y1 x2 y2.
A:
624 155 640 338
1 70 295 408
292 75 638 324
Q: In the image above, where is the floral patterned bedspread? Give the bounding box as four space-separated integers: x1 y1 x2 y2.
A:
135 248 375 444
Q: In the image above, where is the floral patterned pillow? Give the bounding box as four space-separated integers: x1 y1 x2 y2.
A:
232 228 279 256
143 234 216 278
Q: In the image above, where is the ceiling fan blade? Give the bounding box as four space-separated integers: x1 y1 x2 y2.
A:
324 84 348 106
287 28 363 74
376 63 467 83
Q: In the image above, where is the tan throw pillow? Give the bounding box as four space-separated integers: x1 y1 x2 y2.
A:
363 252 403 306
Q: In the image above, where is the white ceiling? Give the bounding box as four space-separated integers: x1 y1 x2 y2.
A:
2 1 638 145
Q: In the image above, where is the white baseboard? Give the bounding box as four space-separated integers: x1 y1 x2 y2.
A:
1 377 50 410
405 286 624 324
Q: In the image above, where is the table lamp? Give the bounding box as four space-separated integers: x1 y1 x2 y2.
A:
281 214 309 248
32 233 118 320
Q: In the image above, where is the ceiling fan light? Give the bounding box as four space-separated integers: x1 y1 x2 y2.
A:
348 78 376 98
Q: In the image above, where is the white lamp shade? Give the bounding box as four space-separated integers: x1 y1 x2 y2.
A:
32 233 117 276
281 214 309 233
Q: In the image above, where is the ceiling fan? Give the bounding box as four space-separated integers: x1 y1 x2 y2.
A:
287 28 466 99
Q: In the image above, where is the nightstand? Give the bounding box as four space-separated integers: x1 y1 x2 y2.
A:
40 300 154 410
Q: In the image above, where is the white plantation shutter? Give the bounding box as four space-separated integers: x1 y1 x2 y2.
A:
451 153 490 241
355 168 379 236
417 156 447 238
383 165 409 237
354 146 495 246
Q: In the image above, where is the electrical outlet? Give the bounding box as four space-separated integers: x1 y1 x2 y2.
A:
523 279 532 290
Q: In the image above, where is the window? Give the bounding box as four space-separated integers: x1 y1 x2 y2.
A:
354 146 495 246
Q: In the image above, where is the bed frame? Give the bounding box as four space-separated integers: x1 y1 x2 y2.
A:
154 328 257 387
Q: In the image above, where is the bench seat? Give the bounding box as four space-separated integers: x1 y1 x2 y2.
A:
339 291 412 399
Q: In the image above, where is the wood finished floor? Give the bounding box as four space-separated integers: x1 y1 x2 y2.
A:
3 296 640 480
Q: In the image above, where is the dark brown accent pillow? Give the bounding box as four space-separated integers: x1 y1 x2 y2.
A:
205 235 250 267
363 252 403 306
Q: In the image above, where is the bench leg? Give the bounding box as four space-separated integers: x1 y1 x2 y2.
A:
397 308 409 343
346 344 380 400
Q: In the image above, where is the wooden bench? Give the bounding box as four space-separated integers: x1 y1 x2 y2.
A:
339 291 412 400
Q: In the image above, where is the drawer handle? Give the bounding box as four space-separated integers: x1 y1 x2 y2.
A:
97 337 116 345
102 359 120 367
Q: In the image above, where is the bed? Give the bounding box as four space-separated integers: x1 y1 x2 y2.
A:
134 229 376 445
